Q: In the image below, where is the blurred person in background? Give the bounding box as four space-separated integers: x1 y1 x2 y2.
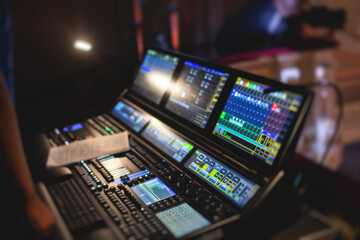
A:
216 0 344 56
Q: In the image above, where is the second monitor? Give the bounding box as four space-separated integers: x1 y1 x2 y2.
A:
165 61 229 128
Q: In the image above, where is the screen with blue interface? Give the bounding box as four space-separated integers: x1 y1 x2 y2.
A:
165 61 229 128
131 178 176 205
131 49 179 104
184 150 260 208
156 203 210 238
213 77 304 165
111 101 149 132
141 119 194 162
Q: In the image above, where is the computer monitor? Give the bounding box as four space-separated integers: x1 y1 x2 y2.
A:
213 77 304 166
165 61 229 128
131 49 179 104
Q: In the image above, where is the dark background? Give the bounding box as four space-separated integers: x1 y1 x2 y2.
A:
10 0 246 135
11 0 138 134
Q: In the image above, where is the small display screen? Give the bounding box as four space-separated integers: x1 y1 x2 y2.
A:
165 61 229 128
141 119 193 162
63 123 83 132
97 155 141 185
184 150 260 209
131 49 179 104
213 77 304 165
111 101 149 132
131 178 176 205
156 203 210 238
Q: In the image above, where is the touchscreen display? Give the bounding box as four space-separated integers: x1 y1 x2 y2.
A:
111 101 149 132
156 203 210 238
131 178 176 205
141 119 193 162
184 150 260 209
131 49 179 104
165 61 229 128
213 77 304 165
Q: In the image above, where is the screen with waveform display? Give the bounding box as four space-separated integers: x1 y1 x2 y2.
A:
131 178 176 205
141 119 194 162
213 77 304 165
131 49 179 104
165 61 229 128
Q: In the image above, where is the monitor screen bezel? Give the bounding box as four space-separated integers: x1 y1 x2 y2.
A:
123 47 312 175
204 68 312 173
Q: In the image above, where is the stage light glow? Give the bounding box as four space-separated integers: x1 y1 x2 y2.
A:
74 40 93 52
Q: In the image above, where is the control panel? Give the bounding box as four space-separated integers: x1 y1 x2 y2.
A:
47 134 253 239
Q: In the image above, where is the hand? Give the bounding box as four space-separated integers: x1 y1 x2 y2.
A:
24 195 55 239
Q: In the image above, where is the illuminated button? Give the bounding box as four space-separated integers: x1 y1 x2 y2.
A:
226 172 234 179
232 177 240 183
199 169 208 177
260 149 265 155
220 168 228 175
208 176 217 184
219 183 228 192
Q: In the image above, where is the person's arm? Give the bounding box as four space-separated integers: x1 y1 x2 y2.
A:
0 72 55 238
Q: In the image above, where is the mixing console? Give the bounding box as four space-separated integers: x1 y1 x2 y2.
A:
38 47 312 240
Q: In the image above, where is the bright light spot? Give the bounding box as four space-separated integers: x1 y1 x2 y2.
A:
315 65 326 80
280 67 301 84
74 40 93 52
149 72 171 94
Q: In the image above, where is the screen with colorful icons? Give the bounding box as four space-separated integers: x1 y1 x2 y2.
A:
213 77 304 165
131 49 179 104
184 150 260 209
141 119 194 162
165 61 229 128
